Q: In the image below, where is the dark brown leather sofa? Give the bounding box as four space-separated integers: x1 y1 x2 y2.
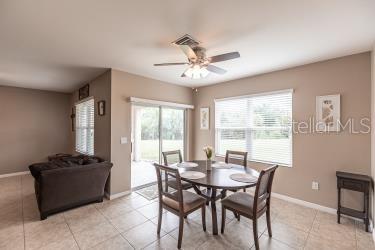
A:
29 155 112 220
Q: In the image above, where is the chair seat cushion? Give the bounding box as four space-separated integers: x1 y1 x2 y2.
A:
221 192 266 217
163 190 206 213
167 178 193 190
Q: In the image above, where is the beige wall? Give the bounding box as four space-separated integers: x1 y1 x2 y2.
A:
193 52 371 209
110 69 194 195
71 70 111 161
0 86 71 174
371 47 375 222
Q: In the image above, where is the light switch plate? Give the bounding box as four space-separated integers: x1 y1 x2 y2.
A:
120 137 127 144
312 181 319 190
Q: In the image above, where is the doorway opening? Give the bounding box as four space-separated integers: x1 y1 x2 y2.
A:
131 104 186 189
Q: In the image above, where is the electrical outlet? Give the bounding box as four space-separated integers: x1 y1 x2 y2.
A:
312 181 319 190
120 137 127 144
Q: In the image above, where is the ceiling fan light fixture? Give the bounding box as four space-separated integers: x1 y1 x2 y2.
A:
200 67 209 78
155 37 240 79
184 65 210 79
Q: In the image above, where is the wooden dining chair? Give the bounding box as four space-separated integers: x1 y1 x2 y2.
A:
225 150 248 167
221 165 278 250
154 163 206 249
162 150 192 191
225 150 248 193
163 149 183 165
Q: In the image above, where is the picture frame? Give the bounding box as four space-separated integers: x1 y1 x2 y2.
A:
200 107 209 130
98 100 105 116
316 94 341 132
79 84 89 100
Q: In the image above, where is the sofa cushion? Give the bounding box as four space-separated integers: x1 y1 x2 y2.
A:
60 156 84 165
82 157 99 165
29 155 105 179
29 161 73 179
60 155 102 165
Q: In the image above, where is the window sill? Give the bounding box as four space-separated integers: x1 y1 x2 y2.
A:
215 154 292 168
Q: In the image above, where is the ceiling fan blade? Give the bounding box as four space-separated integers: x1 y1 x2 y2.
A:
179 45 197 60
154 62 188 66
181 68 189 77
206 64 227 75
208 52 240 63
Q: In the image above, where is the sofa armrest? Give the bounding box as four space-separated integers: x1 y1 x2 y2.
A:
38 162 112 213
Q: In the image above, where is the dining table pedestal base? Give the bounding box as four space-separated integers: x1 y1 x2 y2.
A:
192 185 229 235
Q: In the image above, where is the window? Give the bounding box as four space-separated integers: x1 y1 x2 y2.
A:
215 90 292 166
75 98 94 155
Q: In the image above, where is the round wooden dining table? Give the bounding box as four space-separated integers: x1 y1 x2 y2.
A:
176 160 259 235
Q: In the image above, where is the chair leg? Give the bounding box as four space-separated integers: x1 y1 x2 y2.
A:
206 188 211 205
253 219 259 250
157 204 163 234
266 206 272 237
233 211 238 219
221 206 226 233
243 188 246 192
202 205 206 231
177 216 184 249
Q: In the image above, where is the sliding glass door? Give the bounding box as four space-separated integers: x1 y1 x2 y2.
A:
131 105 186 189
161 108 185 160
133 106 160 163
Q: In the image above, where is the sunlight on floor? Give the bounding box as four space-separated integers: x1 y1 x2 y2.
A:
131 161 157 188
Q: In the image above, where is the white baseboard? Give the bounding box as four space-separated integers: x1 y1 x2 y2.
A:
373 230 375 242
272 192 373 231
0 171 30 179
108 190 131 200
272 192 336 214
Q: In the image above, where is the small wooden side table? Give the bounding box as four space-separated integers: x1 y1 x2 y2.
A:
336 171 372 232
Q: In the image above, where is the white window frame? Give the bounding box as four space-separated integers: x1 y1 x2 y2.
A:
214 89 293 167
75 97 94 155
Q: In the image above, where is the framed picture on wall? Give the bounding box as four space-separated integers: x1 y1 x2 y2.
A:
79 84 89 100
98 100 105 116
200 107 209 130
316 94 340 132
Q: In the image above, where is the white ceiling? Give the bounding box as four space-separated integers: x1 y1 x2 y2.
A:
0 0 374 92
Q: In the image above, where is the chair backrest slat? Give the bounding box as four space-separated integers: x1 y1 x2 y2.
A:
225 150 248 168
162 150 183 166
253 165 278 215
154 163 184 211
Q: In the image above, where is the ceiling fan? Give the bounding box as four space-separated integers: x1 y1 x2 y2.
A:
154 35 240 79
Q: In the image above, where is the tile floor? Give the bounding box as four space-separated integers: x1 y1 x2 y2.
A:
131 161 156 189
1 174 374 250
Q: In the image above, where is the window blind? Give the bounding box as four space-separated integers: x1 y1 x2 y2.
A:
75 98 94 155
215 90 292 166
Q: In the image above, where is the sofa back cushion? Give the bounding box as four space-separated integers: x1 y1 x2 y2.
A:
29 155 105 179
29 161 73 179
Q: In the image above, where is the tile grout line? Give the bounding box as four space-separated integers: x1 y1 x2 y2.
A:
269 209 304 250
94 204 137 249
146 208 207 249
356 221 358 250
139 217 167 248
63 213 82 250
253 211 278 250
302 209 318 250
